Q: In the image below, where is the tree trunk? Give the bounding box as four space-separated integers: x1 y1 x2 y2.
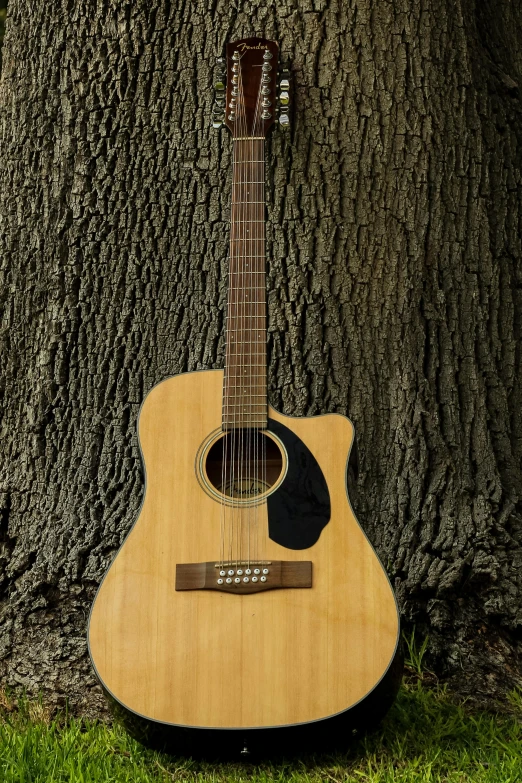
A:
0 0 521 716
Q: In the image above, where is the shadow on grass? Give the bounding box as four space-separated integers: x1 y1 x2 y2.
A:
1 672 521 782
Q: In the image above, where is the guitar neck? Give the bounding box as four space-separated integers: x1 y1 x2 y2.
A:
222 138 267 430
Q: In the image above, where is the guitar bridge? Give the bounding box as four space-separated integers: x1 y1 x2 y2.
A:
175 560 312 594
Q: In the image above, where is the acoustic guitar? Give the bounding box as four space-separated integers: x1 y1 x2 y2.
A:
88 36 402 758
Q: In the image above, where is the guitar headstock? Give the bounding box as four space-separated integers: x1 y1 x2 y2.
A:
212 38 290 136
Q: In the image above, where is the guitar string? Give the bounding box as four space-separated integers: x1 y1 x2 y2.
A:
220 53 268 573
223 56 242 570
237 59 247 570
230 61 242 570
250 76 264 571
237 55 250 569
220 84 233 570
258 117 265 570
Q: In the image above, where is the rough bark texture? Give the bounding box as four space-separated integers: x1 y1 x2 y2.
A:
0 0 521 716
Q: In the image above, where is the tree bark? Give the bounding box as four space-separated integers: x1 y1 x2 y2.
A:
0 0 521 715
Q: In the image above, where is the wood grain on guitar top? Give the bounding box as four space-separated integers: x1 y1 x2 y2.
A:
88 369 399 729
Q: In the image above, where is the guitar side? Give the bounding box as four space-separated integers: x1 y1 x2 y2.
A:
87 369 402 757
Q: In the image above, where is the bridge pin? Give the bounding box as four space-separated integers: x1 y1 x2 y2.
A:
253 568 260 575
226 578 232 584
237 569 243 575
243 577 249 583
220 570 226 576
245 569 252 575
234 577 241 584
228 569 234 576
217 578 224 585
262 568 269 574
260 576 267 582
251 577 258 583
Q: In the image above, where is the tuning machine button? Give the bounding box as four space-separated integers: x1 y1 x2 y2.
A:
262 98 271 108
261 110 272 120
277 69 291 128
279 69 290 90
213 57 226 128
262 74 271 84
232 50 240 61
263 50 273 60
262 62 272 72
261 86 271 96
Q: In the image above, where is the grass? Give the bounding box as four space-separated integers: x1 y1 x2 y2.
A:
0 636 521 782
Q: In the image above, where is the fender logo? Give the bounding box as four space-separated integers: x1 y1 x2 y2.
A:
237 43 268 52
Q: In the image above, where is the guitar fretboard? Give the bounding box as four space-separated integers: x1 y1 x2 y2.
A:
223 138 267 430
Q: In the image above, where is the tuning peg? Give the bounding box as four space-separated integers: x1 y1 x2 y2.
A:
279 69 290 90
277 69 291 128
213 57 226 129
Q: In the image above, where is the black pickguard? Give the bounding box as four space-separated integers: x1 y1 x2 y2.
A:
267 419 330 550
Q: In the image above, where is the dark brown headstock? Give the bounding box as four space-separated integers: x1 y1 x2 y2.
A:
224 37 279 138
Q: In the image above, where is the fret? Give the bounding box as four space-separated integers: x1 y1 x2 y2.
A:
222 392 266 396
221 404 267 408
222 424 268 428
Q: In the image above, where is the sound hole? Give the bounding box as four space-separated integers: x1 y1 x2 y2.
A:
205 430 284 501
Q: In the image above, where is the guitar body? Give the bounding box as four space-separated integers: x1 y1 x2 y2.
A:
88 369 401 757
